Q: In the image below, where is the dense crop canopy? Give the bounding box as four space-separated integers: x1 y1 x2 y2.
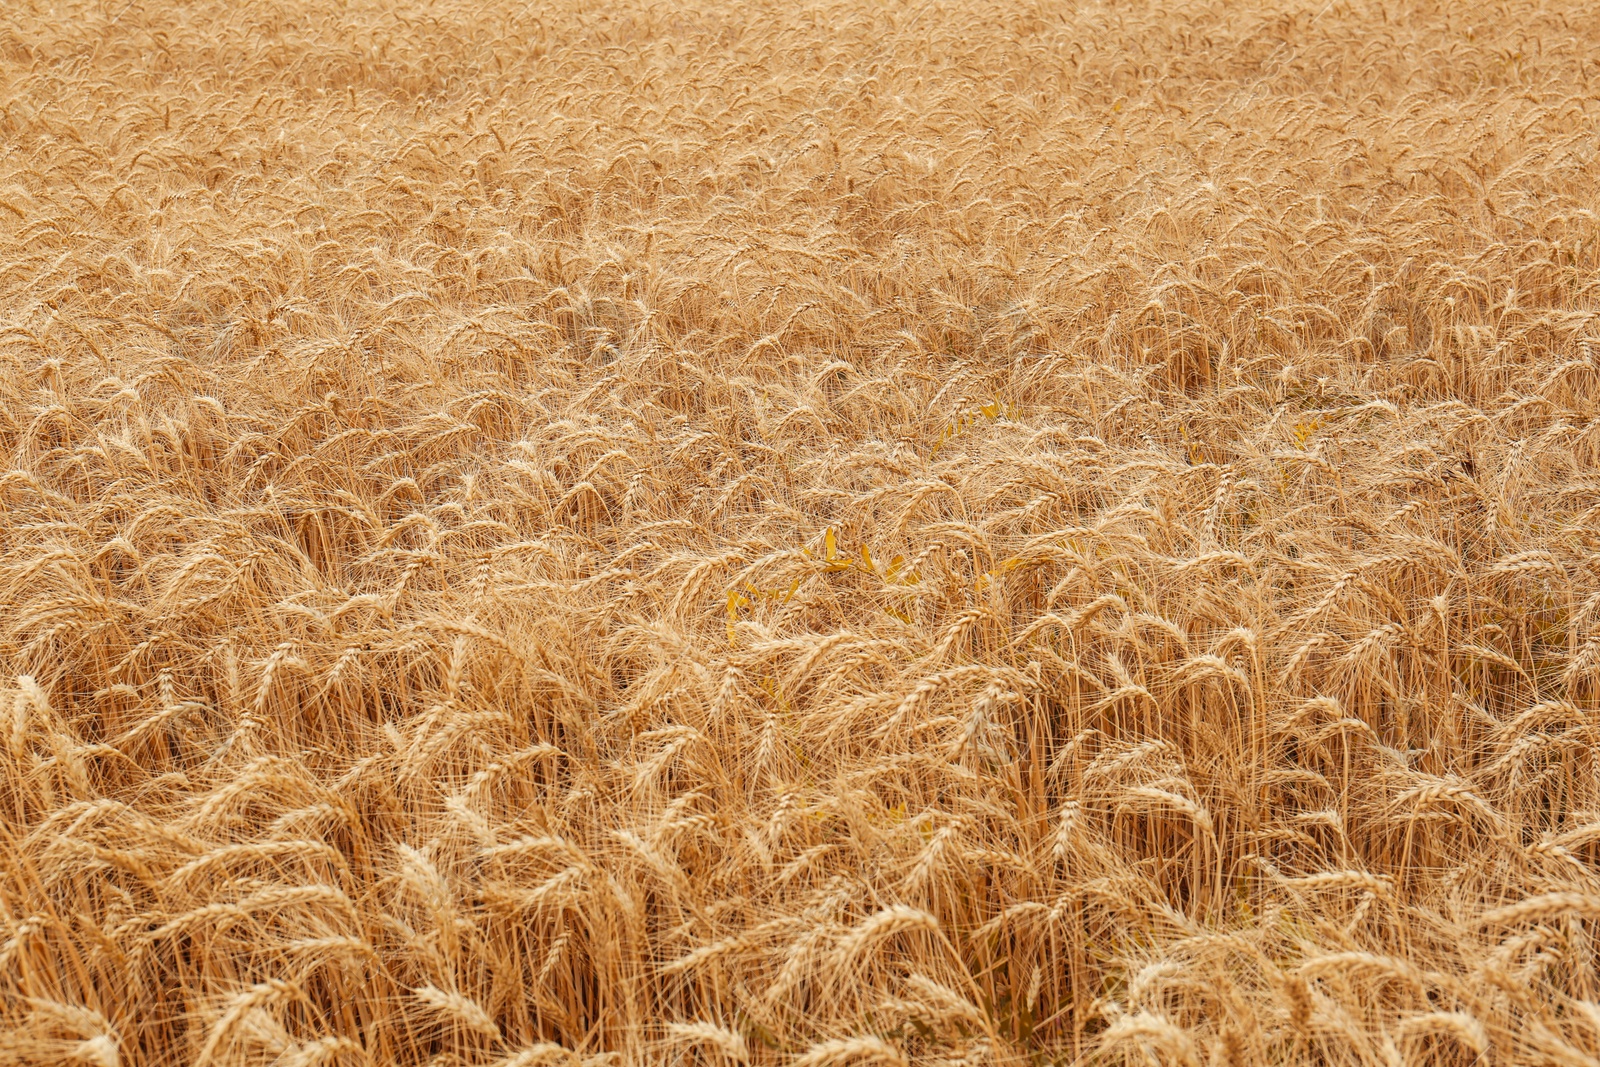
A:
2 0 1600 1064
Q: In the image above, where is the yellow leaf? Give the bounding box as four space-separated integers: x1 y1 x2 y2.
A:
726 590 749 646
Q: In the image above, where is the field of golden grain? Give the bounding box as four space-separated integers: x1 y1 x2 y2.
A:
3 0 1600 1064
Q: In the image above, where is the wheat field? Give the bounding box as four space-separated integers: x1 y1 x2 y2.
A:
2 0 1600 1063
